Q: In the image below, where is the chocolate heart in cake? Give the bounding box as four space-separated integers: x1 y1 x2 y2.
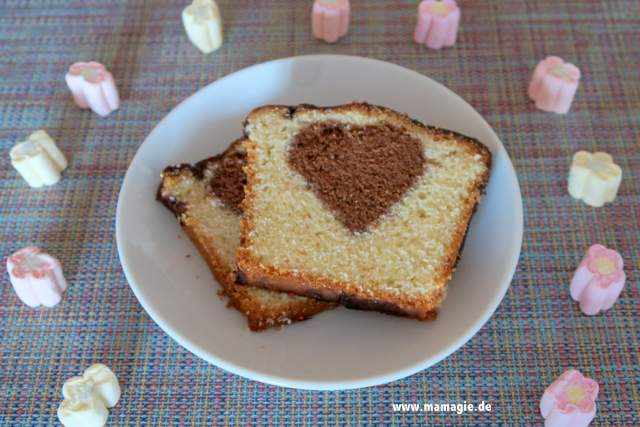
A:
288 121 426 232
206 145 247 214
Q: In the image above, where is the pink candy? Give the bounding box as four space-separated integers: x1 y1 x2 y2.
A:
65 61 120 117
414 0 460 49
312 0 350 43
6 247 67 308
570 244 625 316
540 369 599 427
528 56 580 114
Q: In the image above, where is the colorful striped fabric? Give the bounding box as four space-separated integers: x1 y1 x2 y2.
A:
0 1 638 425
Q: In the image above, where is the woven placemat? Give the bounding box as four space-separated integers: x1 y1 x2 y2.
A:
0 0 638 425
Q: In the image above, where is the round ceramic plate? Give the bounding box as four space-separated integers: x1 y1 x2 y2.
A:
116 55 523 390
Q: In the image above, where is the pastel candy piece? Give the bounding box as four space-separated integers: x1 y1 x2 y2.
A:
414 0 460 49
10 130 68 188
570 244 625 315
65 62 119 117
182 0 223 53
6 247 67 307
83 364 121 408
58 377 109 427
58 364 120 427
568 151 622 207
528 56 580 114
312 0 350 43
540 369 599 427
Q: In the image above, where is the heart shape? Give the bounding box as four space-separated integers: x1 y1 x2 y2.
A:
288 122 426 232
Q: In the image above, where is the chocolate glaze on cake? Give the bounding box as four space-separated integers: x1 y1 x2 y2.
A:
156 165 192 223
288 122 426 233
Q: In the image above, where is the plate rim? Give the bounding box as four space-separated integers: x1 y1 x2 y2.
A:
116 54 523 390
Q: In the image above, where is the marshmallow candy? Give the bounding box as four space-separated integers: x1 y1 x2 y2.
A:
58 378 109 427
528 57 580 114
65 62 119 117
6 247 67 308
312 0 350 43
568 151 622 207
58 364 121 427
570 244 625 316
540 369 599 427
414 0 460 49
182 0 223 53
10 130 67 188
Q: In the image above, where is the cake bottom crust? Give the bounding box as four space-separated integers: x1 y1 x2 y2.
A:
236 257 444 321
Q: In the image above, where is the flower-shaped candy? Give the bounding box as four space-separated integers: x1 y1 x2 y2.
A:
540 369 599 427
570 244 625 315
10 130 68 188
6 247 67 307
414 0 460 49
528 57 580 114
65 62 119 117
182 0 223 53
58 364 121 427
312 0 350 43
568 151 622 207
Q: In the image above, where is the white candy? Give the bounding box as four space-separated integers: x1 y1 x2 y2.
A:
57 364 120 427
182 0 223 53
58 378 109 427
10 130 68 188
568 151 622 207
81 364 121 408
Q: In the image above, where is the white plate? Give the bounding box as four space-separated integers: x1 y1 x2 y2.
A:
116 55 523 390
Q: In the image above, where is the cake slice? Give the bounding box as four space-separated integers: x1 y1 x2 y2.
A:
238 103 492 320
157 139 334 331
